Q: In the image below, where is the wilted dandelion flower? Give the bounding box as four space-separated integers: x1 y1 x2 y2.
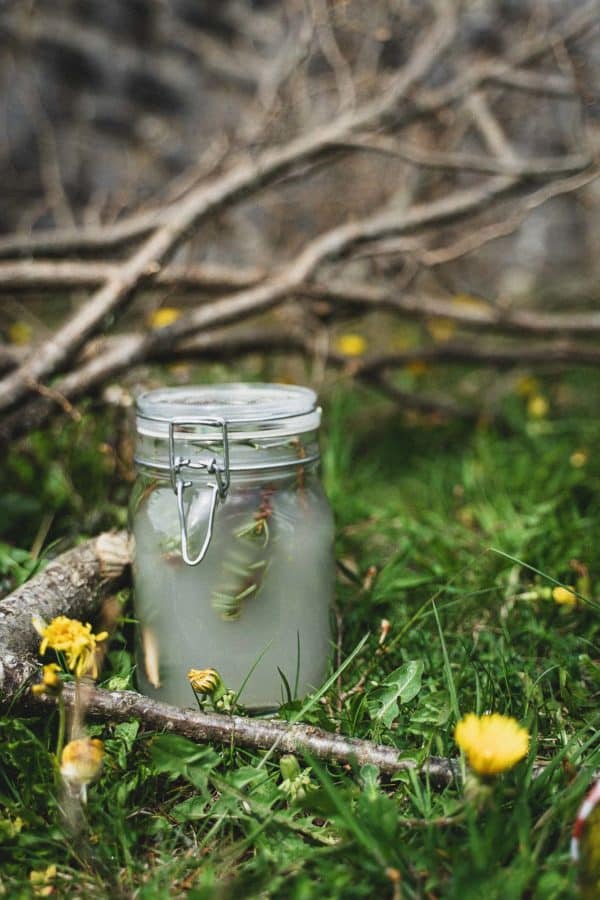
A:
33 615 108 679
455 713 529 776
60 738 104 801
552 586 577 607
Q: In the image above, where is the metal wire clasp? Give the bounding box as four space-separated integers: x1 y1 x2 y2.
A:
168 416 230 566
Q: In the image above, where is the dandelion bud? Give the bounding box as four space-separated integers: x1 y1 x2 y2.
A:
279 754 302 782
188 667 223 698
278 756 314 803
31 663 63 697
60 738 104 800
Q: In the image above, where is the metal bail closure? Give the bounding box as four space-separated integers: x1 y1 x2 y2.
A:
168 417 230 566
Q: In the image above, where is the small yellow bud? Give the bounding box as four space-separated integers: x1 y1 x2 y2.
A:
552 586 577 607
188 667 221 695
570 451 588 469
31 663 63 697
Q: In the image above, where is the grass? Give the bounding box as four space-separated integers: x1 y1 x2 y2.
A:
0 371 599 898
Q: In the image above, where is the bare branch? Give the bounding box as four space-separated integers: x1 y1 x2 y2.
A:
30 682 458 784
335 134 591 178
0 261 265 293
0 5 456 414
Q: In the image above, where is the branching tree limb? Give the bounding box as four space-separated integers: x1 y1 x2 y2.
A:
0 1 597 440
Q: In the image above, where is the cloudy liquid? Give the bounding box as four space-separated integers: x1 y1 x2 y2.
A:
131 471 334 710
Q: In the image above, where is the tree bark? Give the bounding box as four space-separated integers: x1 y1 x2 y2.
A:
0 531 131 702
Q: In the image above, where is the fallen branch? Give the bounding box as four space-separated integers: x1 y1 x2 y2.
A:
0 531 131 703
34 684 459 785
0 531 458 784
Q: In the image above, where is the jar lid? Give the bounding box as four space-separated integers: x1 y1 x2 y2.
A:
136 383 321 440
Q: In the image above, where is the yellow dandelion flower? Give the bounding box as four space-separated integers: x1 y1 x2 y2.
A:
552 586 577 607
60 738 104 789
570 450 588 469
33 615 108 679
31 663 63 697
188 667 221 695
148 306 181 329
335 333 367 357
455 713 529 776
527 395 549 419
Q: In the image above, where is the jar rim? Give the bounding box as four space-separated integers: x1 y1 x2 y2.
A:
136 382 320 440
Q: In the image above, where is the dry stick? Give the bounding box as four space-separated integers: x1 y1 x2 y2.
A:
0 174 521 443
173 330 600 369
0 0 592 264
0 171 597 442
334 135 591 178
0 168 596 312
0 531 457 784
0 261 265 293
356 168 598 265
0 165 594 305
413 0 598 115
1 165 597 437
33 683 458 785
0 532 131 703
0 5 456 415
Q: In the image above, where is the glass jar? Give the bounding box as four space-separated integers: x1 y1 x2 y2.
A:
130 383 334 711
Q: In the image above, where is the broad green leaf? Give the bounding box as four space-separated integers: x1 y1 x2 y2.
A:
367 660 424 727
149 734 219 792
